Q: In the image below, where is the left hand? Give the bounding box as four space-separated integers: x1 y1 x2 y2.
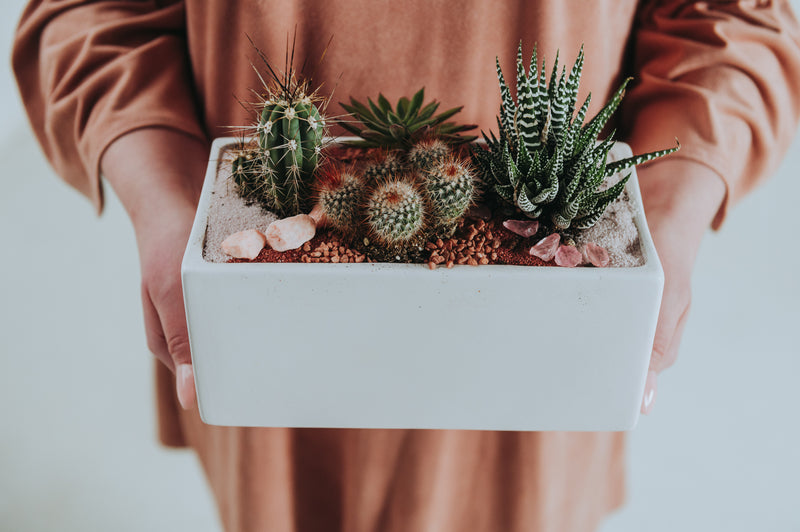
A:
637 158 726 414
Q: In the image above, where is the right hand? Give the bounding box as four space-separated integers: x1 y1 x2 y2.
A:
135 199 199 409
101 128 208 410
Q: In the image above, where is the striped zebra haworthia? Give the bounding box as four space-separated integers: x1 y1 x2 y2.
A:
473 43 680 231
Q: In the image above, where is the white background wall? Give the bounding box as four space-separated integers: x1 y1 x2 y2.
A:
1 2 798 531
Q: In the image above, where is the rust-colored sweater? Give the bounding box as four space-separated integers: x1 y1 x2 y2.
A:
13 1 800 531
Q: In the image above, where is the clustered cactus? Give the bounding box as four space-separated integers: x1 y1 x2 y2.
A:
314 138 477 262
231 41 328 217
473 44 679 231
340 88 478 149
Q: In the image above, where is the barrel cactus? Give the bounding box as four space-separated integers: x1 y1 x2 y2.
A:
363 150 406 184
408 138 452 172
473 43 679 231
315 165 366 235
422 157 476 238
364 179 427 261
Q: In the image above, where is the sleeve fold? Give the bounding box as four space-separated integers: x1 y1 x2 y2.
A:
621 0 800 229
13 0 207 213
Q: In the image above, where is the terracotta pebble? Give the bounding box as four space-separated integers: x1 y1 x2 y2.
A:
221 229 266 260
265 214 317 252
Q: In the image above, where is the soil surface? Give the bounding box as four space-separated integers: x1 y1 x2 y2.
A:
204 142 644 268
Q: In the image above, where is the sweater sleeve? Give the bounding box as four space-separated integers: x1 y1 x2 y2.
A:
12 0 207 213
621 0 800 228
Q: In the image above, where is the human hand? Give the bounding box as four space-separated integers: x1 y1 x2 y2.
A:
637 158 726 415
102 128 208 410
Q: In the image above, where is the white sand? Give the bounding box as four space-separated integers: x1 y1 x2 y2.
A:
202 148 278 263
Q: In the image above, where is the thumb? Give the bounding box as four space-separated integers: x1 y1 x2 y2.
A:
642 282 691 414
155 279 197 410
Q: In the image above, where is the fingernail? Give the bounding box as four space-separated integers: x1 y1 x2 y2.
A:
641 370 658 415
176 364 196 410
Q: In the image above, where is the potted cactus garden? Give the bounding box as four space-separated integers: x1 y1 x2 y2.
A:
181 43 678 431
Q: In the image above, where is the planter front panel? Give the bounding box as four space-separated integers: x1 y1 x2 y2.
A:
183 264 660 431
182 138 664 431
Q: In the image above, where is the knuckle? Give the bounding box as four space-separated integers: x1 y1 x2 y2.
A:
166 334 192 365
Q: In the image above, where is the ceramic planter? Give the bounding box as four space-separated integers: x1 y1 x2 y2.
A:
181 137 663 431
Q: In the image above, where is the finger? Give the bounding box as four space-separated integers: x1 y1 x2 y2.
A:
641 370 657 415
153 278 196 410
141 285 175 373
642 296 691 414
650 302 690 374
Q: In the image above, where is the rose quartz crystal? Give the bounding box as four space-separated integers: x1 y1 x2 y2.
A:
554 245 582 267
502 219 540 238
265 214 317 252
529 233 561 261
221 229 266 260
584 242 610 267
308 203 329 228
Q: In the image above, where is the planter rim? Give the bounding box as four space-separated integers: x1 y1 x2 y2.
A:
183 136 664 282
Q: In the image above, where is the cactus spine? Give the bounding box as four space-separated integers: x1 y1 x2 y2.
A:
365 179 426 261
423 158 475 237
231 37 329 217
315 165 366 234
231 148 262 201
408 138 451 172
363 151 406 183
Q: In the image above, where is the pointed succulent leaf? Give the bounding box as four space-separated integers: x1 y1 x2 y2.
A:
396 97 410 117
563 93 592 157
516 186 539 214
377 93 393 113
406 88 425 120
496 57 517 133
367 97 388 122
604 141 680 177
494 183 515 203
581 77 631 144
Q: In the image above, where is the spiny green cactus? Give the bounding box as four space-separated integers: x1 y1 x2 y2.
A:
364 179 426 261
256 93 324 216
230 148 262 201
422 157 475 238
474 43 679 231
408 138 452 172
340 87 477 149
231 37 328 217
363 151 406 183
315 165 366 234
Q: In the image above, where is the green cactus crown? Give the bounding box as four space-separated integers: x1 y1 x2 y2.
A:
339 87 478 149
230 36 330 217
473 43 679 231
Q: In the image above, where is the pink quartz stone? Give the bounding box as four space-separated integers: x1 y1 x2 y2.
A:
502 219 540 238
554 244 582 267
308 203 329 228
584 242 610 268
221 229 266 260
265 214 316 252
529 233 561 261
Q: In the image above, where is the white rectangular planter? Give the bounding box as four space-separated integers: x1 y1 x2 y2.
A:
181 137 663 431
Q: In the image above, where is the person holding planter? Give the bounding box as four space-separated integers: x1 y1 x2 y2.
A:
13 1 800 531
